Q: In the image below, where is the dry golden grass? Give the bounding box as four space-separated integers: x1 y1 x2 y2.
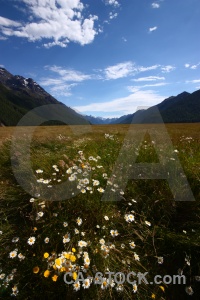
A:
0 123 199 145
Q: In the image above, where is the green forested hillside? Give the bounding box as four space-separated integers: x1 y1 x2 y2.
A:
0 68 89 126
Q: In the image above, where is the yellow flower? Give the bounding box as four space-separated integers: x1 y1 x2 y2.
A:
55 258 62 267
70 255 76 262
52 275 58 282
64 253 70 259
60 267 66 272
44 270 50 278
151 294 156 299
72 248 76 253
159 286 165 292
44 252 49 258
33 227 37 231
33 266 39 274
72 272 77 281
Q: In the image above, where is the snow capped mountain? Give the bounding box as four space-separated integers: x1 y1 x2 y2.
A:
0 67 89 126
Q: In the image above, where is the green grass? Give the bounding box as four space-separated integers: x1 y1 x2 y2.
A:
0 124 200 299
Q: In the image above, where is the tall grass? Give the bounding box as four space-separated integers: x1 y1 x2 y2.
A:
0 124 199 299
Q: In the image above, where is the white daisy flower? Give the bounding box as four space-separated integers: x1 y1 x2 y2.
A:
110 230 119 237
37 211 44 217
145 221 151 226
129 241 136 249
63 222 68 227
27 236 36 245
69 175 76 181
124 214 135 223
9 250 17 259
18 253 25 261
101 278 109 289
63 234 70 243
84 257 90 265
76 217 82 226
93 180 100 186
82 278 91 289
0 273 6 279
99 238 105 245
73 281 81 291
133 283 137 293
134 252 140 261
36 169 43 174
78 240 87 248
74 228 79 234
66 168 73 174
12 237 19 243
44 237 49 243
97 187 104 193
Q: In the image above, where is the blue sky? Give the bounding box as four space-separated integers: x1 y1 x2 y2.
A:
0 0 200 118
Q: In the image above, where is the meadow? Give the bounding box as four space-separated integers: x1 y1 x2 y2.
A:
0 123 199 300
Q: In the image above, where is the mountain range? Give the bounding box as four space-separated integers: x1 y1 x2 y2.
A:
0 67 89 126
86 90 200 124
119 90 200 124
0 67 200 126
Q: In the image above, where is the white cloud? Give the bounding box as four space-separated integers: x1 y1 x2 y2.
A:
73 89 166 116
137 65 160 72
132 76 165 82
149 26 157 32
50 83 77 97
40 65 92 97
152 3 160 8
0 64 5 68
190 63 200 69
186 79 200 84
122 37 127 42
161 65 175 73
0 0 98 47
109 12 118 19
105 61 135 79
0 16 22 27
103 63 170 80
106 0 120 7
128 82 168 92
0 35 8 40
43 41 68 48
184 63 200 69
45 65 92 82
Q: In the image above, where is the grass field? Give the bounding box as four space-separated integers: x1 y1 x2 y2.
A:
0 123 200 299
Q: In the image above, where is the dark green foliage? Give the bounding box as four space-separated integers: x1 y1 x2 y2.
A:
0 68 89 126
120 90 200 124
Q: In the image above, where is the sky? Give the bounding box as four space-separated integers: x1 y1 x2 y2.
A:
0 0 200 118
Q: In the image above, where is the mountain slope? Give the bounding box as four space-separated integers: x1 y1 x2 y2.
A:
0 67 89 126
120 89 200 124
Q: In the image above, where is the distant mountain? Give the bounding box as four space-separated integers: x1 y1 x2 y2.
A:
84 115 119 124
84 114 133 124
0 67 89 126
109 113 133 124
120 90 200 124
